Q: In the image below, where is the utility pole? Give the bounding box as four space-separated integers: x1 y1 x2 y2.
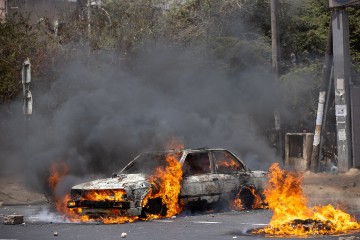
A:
271 0 280 74
328 0 360 171
331 8 352 171
271 0 282 160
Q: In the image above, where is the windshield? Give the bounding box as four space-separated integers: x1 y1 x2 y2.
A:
119 152 182 174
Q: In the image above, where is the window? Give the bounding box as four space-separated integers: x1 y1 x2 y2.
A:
213 151 244 173
120 152 181 174
183 152 211 175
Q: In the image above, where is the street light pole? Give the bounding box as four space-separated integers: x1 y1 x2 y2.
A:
22 58 32 137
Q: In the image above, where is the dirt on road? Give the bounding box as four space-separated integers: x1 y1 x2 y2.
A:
0 174 47 205
303 168 360 210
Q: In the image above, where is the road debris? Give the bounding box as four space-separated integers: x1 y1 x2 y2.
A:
338 236 360 240
53 231 59 236
121 232 127 238
3 215 24 225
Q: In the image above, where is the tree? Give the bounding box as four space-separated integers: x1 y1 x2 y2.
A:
1 0 360 131
0 14 58 103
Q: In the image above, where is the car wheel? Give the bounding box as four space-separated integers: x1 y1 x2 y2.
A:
142 197 167 217
239 187 256 209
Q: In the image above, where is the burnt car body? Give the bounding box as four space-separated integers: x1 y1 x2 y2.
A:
67 148 267 217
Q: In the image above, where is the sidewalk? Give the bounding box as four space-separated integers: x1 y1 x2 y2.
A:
302 168 360 210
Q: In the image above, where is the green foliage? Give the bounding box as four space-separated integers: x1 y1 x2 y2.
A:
161 0 272 71
162 0 270 44
1 0 360 133
280 63 323 130
0 14 57 102
348 7 360 62
209 36 271 72
277 0 329 70
90 0 163 53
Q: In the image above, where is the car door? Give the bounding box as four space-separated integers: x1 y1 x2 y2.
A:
210 150 249 200
180 151 222 204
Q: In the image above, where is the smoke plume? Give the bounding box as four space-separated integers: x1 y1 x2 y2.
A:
0 46 283 194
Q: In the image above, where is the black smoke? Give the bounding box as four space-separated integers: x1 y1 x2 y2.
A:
0 46 283 193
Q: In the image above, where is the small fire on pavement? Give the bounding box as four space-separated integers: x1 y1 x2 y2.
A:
253 163 360 236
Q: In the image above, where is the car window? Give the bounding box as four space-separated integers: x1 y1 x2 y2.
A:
183 152 211 176
120 152 181 174
213 150 245 173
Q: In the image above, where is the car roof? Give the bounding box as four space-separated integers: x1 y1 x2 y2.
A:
123 148 247 172
137 148 231 156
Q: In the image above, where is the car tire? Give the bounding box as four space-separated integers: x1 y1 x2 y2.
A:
142 197 167 217
239 187 256 209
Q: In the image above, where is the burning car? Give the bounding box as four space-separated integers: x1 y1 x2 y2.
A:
66 148 267 219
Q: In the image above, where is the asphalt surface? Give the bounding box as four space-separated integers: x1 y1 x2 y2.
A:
1 205 360 240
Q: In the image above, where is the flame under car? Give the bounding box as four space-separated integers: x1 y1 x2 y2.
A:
67 148 267 218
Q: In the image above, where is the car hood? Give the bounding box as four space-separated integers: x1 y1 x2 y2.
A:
71 173 149 190
250 170 268 177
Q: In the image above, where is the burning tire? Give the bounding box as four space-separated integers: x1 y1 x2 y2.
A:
239 187 256 209
231 185 263 210
142 197 167 217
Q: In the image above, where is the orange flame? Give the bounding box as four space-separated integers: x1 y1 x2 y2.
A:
256 163 360 236
49 152 184 224
83 189 126 201
72 189 139 223
143 153 184 218
48 161 68 191
48 161 75 216
48 162 138 224
101 216 138 224
217 159 240 172
49 137 185 224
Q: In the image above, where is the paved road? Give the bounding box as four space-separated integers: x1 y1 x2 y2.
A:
1 205 359 240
